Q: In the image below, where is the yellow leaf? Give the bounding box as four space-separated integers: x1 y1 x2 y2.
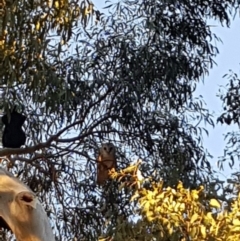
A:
209 199 221 209
54 1 59 8
35 22 40 31
174 202 180 212
179 203 185 211
146 211 155 222
206 212 213 219
190 227 198 237
191 190 199 200
190 213 199 224
171 189 177 195
177 181 183 190
233 219 240 226
171 214 179 222
206 212 216 227
231 226 240 232
200 225 206 238
162 218 169 225
199 185 204 191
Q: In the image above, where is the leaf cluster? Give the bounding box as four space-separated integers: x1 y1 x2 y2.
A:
110 173 240 241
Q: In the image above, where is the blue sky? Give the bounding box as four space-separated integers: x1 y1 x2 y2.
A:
195 17 240 176
95 1 240 177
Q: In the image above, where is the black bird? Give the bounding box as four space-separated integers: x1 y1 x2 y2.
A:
2 108 26 148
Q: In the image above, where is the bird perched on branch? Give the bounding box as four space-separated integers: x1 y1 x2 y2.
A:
96 143 117 185
2 106 26 148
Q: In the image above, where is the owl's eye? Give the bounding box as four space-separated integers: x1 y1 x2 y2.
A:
109 147 113 152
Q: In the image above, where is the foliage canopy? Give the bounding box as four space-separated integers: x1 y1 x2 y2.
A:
0 0 239 240
109 165 240 241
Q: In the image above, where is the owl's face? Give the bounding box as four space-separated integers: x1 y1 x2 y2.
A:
99 143 116 158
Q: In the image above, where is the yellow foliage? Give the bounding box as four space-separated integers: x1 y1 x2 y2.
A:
108 164 240 241
133 181 240 241
210 198 221 209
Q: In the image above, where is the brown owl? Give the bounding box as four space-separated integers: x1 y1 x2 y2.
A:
96 143 117 185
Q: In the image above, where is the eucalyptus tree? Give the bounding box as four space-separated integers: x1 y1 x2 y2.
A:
0 0 238 240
